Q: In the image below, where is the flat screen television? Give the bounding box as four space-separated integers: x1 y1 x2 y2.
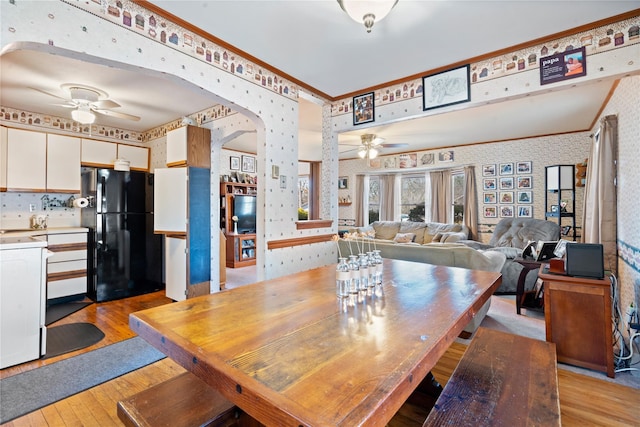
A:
233 195 256 234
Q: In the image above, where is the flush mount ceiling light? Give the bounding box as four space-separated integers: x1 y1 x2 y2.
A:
338 0 399 33
71 105 96 124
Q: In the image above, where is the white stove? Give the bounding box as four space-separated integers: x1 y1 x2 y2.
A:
0 235 49 369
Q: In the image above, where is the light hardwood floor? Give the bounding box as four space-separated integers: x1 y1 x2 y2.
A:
2 291 639 426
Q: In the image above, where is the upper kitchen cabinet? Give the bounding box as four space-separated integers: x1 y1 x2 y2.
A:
0 127 7 191
81 138 117 168
47 134 81 193
166 125 211 168
117 144 149 171
5 128 46 192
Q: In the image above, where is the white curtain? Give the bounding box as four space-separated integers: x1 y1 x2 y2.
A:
424 172 432 222
581 115 617 273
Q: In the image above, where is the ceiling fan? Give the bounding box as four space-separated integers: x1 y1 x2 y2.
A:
32 84 141 124
341 133 408 159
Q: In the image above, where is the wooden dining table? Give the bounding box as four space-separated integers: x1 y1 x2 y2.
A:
130 258 501 426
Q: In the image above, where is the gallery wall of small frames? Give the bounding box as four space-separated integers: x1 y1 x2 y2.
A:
482 161 533 218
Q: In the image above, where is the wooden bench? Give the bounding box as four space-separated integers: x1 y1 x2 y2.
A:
423 327 561 426
117 371 261 427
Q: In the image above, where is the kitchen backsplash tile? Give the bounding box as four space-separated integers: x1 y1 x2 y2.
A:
0 192 81 230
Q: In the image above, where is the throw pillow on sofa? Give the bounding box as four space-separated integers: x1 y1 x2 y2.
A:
393 232 416 243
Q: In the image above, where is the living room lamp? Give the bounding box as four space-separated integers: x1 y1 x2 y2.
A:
337 0 399 33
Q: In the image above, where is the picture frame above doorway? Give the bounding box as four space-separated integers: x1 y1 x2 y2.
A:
422 64 470 111
353 92 375 125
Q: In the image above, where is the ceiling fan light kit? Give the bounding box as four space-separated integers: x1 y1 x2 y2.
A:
337 0 399 33
32 83 141 124
71 105 96 124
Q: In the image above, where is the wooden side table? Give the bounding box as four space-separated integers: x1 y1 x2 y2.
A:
514 258 543 315
538 266 614 378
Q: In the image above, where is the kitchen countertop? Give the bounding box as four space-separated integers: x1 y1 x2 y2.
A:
0 227 89 238
0 235 48 250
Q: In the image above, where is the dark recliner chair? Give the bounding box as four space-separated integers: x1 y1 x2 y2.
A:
461 218 561 294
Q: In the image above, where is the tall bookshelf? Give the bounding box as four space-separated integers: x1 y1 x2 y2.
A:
220 182 257 268
544 165 576 240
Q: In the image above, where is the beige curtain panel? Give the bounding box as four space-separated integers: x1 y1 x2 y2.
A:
581 115 618 274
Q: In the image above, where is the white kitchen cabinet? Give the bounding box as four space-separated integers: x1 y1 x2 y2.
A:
117 144 149 171
47 232 87 301
47 134 81 193
0 236 48 369
154 167 187 233
81 138 116 167
166 125 211 168
165 236 187 301
6 128 47 191
0 126 7 191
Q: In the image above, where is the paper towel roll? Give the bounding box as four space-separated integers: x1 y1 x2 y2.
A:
73 197 89 208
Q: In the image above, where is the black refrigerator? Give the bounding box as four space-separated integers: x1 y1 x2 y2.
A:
81 167 164 302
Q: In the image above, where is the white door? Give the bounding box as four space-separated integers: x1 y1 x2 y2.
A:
165 236 187 301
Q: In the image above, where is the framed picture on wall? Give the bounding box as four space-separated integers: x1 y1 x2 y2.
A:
500 191 514 204
484 206 497 218
518 191 532 204
338 176 348 189
230 156 240 170
499 177 514 190
500 205 514 217
353 92 375 125
517 161 532 174
241 155 255 173
499 163 514 175
483 178 497 190
518 205 533 217
422 64 470 111
483 164 496 177
483 192 497 204
517 176 532 189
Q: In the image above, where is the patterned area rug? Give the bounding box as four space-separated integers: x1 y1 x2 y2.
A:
0 337 165 424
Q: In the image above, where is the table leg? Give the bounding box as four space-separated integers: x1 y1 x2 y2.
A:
516 267 530 315
415 372 443 398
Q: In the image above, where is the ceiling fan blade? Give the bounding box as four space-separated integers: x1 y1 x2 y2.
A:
340 147 360 154
29 87 69 101
93 99 120 109
53 102 77 108
380 143 409 148
93 109 141 121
